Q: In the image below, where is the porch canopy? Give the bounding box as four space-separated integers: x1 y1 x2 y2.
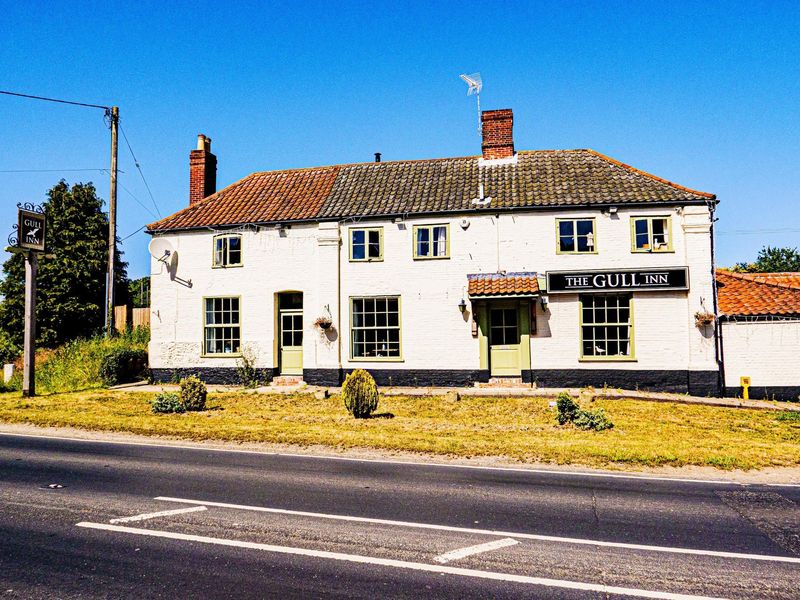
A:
467 272 541 299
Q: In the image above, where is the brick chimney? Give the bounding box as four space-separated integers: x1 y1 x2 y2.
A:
481 109 514 160
189 134 217 205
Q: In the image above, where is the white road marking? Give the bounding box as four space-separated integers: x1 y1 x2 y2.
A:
154 496 800 564
434 537 519 564
4 430 798 487
109 505 207 524
75 521 727 600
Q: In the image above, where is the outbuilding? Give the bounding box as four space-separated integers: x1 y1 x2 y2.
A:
146 109 720 394
717 270 800 400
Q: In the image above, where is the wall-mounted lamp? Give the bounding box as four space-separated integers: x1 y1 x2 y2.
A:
458 298 467 313
539 295 549 311
602 206 618 216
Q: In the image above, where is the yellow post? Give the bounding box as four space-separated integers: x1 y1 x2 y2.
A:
740 376 751 400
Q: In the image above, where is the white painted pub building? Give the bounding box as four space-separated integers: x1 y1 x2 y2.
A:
147 109 721 395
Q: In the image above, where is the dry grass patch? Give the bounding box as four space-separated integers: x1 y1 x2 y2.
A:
0 390 798 470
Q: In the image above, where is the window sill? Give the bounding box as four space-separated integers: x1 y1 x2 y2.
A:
349 357 404 363
200 353 243 358
349 258 384 263
413 256 450 261
630 249 674 254
212 264 244 269
556 251 599 255
579 357 637 363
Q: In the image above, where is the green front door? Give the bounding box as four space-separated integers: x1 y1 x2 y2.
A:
489 306 521 376
279 309 303 375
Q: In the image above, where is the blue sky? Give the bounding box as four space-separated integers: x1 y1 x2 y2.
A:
1 0 798 279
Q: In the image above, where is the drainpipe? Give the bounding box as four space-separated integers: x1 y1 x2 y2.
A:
337 223 343 382
708 200 724 397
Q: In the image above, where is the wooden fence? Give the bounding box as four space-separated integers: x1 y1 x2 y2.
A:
114 306 151 333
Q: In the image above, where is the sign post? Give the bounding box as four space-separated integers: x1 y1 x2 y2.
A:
7 203 48 397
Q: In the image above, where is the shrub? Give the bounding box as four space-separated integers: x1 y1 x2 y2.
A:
342 369 379 418
151 392 185 414
0 331 20 365
554 390 614 431
180 375 207 411
555 392 580 425
100 348 148 386
236 347 260 388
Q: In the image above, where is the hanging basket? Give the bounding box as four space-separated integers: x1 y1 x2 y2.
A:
314 316 333 330
694 311 715 328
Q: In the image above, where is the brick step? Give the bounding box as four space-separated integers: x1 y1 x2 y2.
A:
271 376 305 387
475 377 533 388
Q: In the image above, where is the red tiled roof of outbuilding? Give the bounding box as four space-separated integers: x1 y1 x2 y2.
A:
716 270 800 317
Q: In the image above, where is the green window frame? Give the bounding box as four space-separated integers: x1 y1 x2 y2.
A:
630 216 673 252
413 224 450 259
203 296 241 356
579 293 635 361
556 218 596 254
213 234 243 267
349 227 383 262
350 296 402 361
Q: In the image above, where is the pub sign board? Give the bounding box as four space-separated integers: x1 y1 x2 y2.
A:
546 267 689 294
17 209 46 252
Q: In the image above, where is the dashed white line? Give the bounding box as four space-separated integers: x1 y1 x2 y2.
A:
75 522 727 600
108 505 207 524
155 496 800 565
434 538 519 564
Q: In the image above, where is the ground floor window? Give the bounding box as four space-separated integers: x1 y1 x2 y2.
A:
580 293 633 358
351 296 401 359
204 297 241 355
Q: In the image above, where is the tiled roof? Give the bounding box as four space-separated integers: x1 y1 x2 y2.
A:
716 270 800 317
468 272 540 297
147 149 714 232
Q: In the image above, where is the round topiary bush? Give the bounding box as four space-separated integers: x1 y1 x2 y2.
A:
342 369 379 418
180 375 207 411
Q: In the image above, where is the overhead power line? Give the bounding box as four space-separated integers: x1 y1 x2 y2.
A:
0 168 120 173
0 89 109 110
119 124 161 217
120 225 146 241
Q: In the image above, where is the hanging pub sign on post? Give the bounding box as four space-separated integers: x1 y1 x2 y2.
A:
6 203 48 397
18 209 46 252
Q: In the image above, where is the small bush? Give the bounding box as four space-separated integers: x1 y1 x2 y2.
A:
555 390 614 431
180 375 207 411
151 392 184 414
556 392 580 425
0 331 20 365
236 347 260 388
100 348 148 386
342 369 379 418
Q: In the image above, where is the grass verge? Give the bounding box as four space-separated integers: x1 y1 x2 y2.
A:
0 390 798 470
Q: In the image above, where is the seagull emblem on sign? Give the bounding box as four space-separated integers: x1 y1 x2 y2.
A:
26 228 40 242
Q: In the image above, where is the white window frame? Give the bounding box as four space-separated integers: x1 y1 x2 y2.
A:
203 296 242 356
350 296 402 361
213 234 243 267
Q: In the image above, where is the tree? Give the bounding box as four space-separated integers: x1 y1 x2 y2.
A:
130 275 150 308
733 246 800 273
0 181 129 348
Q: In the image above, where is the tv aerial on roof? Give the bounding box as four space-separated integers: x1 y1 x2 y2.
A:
459 72 483 134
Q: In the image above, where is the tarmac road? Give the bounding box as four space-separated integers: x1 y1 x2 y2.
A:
1 431 798 599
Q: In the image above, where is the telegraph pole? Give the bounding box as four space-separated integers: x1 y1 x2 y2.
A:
105 106 119 336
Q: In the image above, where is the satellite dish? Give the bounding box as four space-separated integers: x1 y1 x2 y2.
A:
148 238 174 263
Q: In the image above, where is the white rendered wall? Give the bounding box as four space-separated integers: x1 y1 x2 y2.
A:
722 321 800 387
149 203 716 375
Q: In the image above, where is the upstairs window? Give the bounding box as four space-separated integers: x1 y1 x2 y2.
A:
204 297 241 355
413 224 449 259
213 234 242 267
350 228 383 261
557 218 596 253
631 217 672 252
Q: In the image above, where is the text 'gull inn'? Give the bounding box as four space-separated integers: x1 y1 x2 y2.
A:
146 109 721 395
